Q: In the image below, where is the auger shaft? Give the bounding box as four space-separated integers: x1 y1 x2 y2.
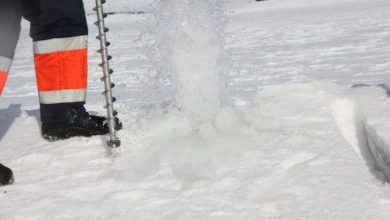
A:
94 0 121 148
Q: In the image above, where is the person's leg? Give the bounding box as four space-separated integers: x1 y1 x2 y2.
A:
23 0 88 123
22 0 121 140
0 0 21 186
0 0 22 96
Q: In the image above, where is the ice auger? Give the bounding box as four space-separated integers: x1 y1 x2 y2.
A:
94 0 121 148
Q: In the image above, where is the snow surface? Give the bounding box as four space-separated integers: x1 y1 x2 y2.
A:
1 0 390 219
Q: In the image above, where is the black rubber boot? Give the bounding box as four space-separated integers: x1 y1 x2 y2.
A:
41 106 122 141
0 163 14 186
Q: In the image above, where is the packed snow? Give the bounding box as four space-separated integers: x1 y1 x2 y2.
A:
1 0 390 219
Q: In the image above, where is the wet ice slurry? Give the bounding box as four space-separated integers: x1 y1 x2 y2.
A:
117 0 255 185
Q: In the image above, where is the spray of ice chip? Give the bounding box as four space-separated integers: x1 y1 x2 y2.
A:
151 0 230 129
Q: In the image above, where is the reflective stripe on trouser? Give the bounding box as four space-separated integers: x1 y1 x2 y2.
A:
0 56 12 95
33 36 88 104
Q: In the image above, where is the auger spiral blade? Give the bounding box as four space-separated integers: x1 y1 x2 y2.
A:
94 0 121 148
